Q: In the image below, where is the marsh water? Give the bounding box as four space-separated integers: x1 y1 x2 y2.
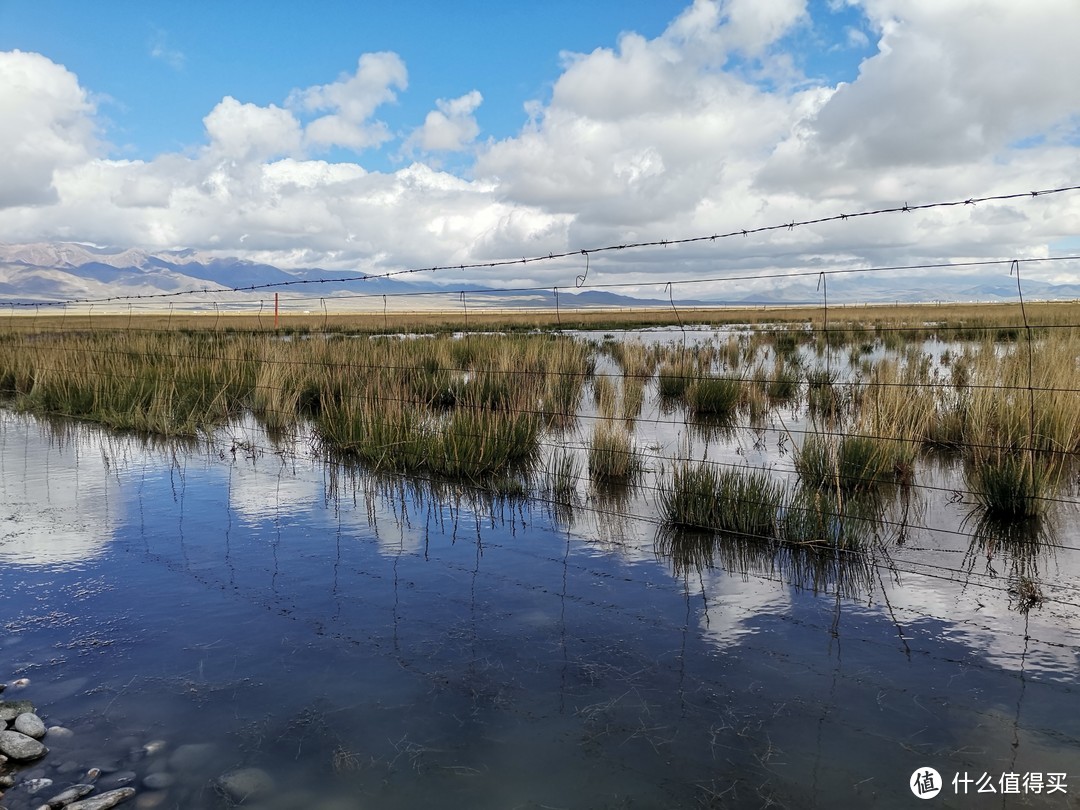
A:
1 328 1079 809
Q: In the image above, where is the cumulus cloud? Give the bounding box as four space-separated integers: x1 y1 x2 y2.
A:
405 90 483 153
204 96 304 161
475 0 808 227
765 0 1080 179
0 0 1078 294
291 52 407 152
0 50 99 208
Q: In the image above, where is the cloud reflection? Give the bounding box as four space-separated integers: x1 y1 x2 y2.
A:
0 413 122 566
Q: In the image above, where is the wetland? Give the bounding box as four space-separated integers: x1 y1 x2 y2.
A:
0 308 1078 808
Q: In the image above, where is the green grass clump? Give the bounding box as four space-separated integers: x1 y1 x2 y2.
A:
778 487 873 550
767 360 800 404
659 463 783 541
796 434 899 493
657 360 694 399
320 401 539 481
587 423 642 484
965 452 1057 519
686 375 741 417
806 369 842 419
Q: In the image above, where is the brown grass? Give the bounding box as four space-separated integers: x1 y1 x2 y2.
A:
4 299 1078 335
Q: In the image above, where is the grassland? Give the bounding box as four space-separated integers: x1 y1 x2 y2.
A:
3 298 1078 335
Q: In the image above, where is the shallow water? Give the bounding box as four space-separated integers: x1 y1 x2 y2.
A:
1 394 1079 808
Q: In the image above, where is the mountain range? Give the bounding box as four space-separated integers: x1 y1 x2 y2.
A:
1 242 1077 309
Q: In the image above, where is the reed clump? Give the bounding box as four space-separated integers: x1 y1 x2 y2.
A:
964 451 1058 519
656 357 696 400
587 423 642 484
659 463 783 541
592 373 620 420
9 332 256 436
0 330 590 487
686 374 742 418
795 434 904 493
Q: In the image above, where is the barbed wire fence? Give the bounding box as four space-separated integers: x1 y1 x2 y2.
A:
1 182 1079 630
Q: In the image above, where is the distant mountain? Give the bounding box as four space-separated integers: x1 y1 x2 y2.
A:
0 242 1077 308
720 274 1080 306
0 242 420 306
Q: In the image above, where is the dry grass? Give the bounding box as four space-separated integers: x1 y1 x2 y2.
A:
6 299 1077 336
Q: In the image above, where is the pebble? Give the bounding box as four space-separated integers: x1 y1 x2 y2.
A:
85 768 102 782
98 771 137 791
66 788 137 810
141 773 174 791
168 742 217 772
217 767 275 803
142 740 167 756
0 729 49 761
20 777 53 795
45 726 75 740
0 699 35 722
15 712 47 740
10 678 30 689
0 773 15 789
134 794 166 810
44 783 95 807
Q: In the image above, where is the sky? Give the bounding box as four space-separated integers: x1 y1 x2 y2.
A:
1 0 1079 297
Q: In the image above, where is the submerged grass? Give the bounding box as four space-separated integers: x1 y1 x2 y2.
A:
795 434 903 493
964 451 1059 519
659 463 784 541
685 375 742 418
587 423 642 485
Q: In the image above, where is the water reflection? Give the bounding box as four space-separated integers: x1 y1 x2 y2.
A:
0 413 123 566
656 526 879 601
655 482 909 601
2 410 1079 809
963 509 1057 613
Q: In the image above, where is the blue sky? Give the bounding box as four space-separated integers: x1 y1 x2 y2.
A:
0 0 871 168
0 0 1077 294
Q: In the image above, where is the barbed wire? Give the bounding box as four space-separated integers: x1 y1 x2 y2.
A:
1 182 1078 630
1 184 1078 309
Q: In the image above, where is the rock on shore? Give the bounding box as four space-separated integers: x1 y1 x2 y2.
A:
0 728 48 762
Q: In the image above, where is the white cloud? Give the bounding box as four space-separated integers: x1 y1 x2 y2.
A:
291 52 407 152
845 25 869 48
405 90 483 153
148 27 185 70
0 0 1078 294
203 96 304 161
771 0 1080 174
718 0 808 56
0 50 99 208
474 1 808 227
